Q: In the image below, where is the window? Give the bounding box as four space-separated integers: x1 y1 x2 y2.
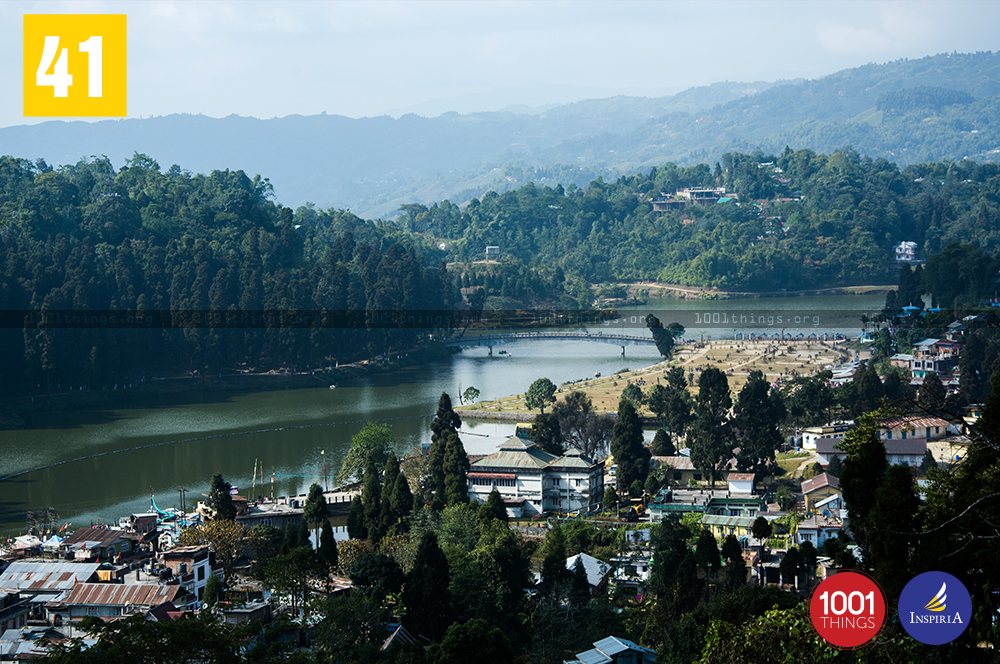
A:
694 473 702 481
197 565 205 581
902 430 907 440
887 430 892 439
730 509 740 516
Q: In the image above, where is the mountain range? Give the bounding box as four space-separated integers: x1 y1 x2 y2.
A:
1 51 998 218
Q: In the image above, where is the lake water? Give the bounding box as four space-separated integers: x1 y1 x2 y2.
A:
0 293 885 536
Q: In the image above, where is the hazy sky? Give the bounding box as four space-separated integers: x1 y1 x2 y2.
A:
2 0 999 129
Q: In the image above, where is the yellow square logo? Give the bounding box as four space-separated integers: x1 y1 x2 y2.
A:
23 14 127 117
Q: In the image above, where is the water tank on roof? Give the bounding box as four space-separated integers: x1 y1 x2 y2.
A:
158 568 173 581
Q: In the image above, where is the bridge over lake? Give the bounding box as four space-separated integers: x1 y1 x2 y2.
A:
446 331 656 355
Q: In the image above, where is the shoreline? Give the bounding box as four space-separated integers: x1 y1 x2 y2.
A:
0 344 453 424
616 282 895 302
457 338 852 420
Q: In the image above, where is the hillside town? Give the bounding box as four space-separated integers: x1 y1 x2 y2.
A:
0 305 991 661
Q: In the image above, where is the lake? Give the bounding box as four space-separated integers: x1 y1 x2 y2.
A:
0 293 885 536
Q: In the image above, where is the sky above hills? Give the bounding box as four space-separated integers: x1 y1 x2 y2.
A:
1 0 999 130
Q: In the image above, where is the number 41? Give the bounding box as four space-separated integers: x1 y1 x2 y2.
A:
36 35 102 98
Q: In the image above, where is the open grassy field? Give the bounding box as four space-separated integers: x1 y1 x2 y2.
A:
457 339 853 418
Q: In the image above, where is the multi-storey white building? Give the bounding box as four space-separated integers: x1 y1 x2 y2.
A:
467 432 603 517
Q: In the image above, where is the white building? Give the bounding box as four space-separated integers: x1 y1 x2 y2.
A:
467 433 603 518
895 241 918 262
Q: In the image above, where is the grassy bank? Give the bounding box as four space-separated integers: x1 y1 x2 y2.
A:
457 338 852 420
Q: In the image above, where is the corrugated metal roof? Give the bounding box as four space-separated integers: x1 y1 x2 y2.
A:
576 648 612 664
880 416 950 430
0 562 99 593
61 583 182 607
592 637 655 659
471 448 557 470
63 527 127 547
802 473 839 494
566 553 611 589
702 514 755 528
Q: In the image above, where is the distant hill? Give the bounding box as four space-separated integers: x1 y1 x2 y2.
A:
1 52 998 217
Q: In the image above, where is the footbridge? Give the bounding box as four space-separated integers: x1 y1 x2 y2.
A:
445 331 656 356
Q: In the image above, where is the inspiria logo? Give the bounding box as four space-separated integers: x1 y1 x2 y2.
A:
898 572 972 645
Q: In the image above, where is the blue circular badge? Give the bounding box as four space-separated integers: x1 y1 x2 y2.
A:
898 571 972 645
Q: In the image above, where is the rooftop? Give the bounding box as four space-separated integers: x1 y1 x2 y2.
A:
0 561 99 593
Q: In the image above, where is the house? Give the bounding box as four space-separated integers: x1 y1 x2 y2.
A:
908 339 960 379
0 590 29 634
61 527 135 562
801 473 840 513
564 636 656 664
817 438 927 468
895 241 918 263
647 479 766 526
800 422 852 451
816 416 951 467
878 416 952 442
236 501 304 532
796 512 844 549
159 545 222 608
565 553 612 597
0 561 100 622
610 550 654 591
649 455 738 486
468 432 603 517
45 583 190 638
222 599 272 626
889 353 914 370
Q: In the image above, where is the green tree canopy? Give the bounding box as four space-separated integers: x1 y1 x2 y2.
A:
206 473 236 521
609 399 650 494
525 377 557 414
338 421 395 485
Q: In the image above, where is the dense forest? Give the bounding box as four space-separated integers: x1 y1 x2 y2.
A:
6 147 1000 396
0 154 455 397
405 147 1000 292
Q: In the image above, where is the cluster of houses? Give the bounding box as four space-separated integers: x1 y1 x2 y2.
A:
650 187 739 216
0 536 224 658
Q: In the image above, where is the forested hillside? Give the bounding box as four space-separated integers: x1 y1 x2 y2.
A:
411 148 1000 292
0 155 454 398
5 146 1000 397
3 52 1000 217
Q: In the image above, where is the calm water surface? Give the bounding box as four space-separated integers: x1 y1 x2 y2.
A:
0 294 884 535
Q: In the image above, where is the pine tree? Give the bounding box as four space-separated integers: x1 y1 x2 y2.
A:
303 483 328 530
380 452 401 535
347 495 367 540
429 393 461 508
403 532 453 640
478 488 508 524
442 430 470 505
390 472 414 525
609 400 650 493
541 524 569 588
690 367 733 487
282 521 297 554
319 520 338 571
361 456 383 542
207 473 237 521
298 517 312 550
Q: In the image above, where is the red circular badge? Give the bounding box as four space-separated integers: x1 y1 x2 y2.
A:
809 571 886 648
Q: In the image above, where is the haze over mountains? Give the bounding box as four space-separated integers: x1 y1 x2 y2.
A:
1 51 999 218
